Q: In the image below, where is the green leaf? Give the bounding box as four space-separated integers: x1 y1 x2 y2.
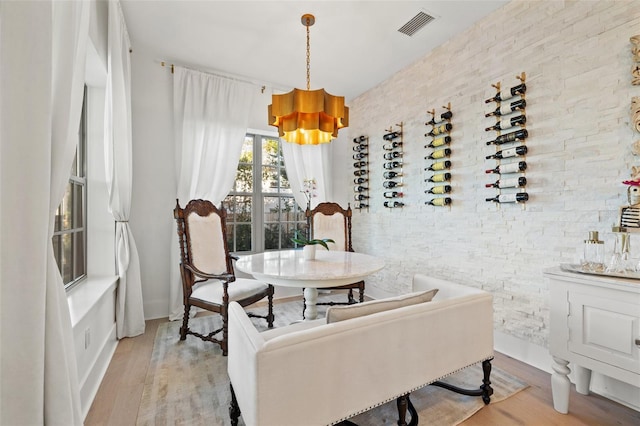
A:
291 230 335 250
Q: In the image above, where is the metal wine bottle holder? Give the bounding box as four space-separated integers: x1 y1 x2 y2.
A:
483 72 529 209
351 135 370 211
424 103 453 208
382 122 404 209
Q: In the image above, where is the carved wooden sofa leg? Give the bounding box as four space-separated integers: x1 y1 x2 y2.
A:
430 358 494 405
229 384 241 426
396 393 418 426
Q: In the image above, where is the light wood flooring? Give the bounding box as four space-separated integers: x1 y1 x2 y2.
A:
86 306 640 426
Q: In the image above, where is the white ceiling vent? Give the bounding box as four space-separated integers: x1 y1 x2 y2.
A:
397 11 435 37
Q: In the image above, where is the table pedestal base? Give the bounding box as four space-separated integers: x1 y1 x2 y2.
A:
303 287 318 320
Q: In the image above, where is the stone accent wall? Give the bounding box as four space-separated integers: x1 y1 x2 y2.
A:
345 0 640 347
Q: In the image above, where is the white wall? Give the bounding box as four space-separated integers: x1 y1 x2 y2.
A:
128 2 639 408
340 0 639 409
130 1 640 325
129 50 176 319
128 55 317 316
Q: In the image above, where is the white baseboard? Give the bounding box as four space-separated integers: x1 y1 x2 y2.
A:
494 330 639 412
144 297 171 320
494 330 553 374
80 323 118 420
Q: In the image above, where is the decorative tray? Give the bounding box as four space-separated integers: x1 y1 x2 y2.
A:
560 263 640 280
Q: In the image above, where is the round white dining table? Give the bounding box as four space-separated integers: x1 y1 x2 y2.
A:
235 249 385 320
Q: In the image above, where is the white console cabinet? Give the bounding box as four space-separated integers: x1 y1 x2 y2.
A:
545 267 640 413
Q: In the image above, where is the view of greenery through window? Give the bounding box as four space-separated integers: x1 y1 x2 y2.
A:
225 134 306 252
53 88 87 287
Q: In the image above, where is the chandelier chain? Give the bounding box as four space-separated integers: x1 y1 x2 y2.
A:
306 18 311 90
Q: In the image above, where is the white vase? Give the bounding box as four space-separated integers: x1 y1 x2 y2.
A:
303 245 316 260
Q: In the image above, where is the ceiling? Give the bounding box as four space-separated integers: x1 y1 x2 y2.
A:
121 1 508 101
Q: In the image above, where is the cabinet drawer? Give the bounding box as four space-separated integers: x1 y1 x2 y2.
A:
568 292 640 374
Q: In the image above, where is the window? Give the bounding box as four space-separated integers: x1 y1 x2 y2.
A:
53 88 87 287
225 133 306 253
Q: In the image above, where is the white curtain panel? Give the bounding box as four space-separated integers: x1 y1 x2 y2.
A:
104 0 145 338
0 1 88 424
282 142 334 209
169 67 257 320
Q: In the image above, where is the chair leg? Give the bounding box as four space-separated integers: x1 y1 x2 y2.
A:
229 383 241 426
347 289 355 304
179 304 190 340
221 308 228 356
267 287 274 328
302 289 306 319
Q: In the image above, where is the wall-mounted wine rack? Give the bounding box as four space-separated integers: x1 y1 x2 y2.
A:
484 72 529 207
424 103 453 208
382 122 404 209
352 135 370 210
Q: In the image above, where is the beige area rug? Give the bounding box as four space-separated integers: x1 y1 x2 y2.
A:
137 298 528 426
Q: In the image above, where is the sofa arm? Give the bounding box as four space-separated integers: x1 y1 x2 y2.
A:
228 302 266 426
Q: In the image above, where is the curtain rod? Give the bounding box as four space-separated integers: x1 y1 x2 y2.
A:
158 60 289 94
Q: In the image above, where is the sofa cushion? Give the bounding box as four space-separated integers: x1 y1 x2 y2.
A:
326 288 439 323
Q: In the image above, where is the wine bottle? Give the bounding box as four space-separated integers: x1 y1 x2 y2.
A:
427 172 451 183
383 181 401 188
383 141 403 150
383 131 402 141
427 160 451 171
426 197 452 206
353 152 368 160
426 136 451 148
353 135 366 143
353 144 367 152
426 185 452 194
485 145 528 160
484 83 526 103
353 170 367 176
384 201 404 208
355 203 369 209
354 194 369 201
484 114 526 131
427 148 451 160
383 161 402 170
485 161 527 174
354 185 368 192
485 192 529 203
440 110 453 120
354 177 368 184
427 123 452 137
353 161 367 168
383 191 403 198
383 151 402 160
383 171 402 179
485 176 527 189
485 99 526 117
485 129 528 145
425 119 448 129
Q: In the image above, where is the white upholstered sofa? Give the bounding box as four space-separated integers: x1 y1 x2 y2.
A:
227 274 494 426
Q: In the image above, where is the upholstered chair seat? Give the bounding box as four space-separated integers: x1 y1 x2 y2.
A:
190 278 271 305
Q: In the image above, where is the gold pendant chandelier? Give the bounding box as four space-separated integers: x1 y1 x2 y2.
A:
268 14 349 145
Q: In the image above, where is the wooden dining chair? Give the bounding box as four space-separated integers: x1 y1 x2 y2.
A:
174 199 274 355
303 202 365 317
